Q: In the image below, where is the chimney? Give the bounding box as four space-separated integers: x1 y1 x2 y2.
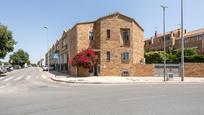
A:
154 31 158 38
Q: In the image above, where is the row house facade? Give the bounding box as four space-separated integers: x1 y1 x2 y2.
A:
145 28 204 54
174 28 204 54
145 28 183 51
46 12 145 76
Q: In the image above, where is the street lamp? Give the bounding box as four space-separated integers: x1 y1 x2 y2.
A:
181 0 184 81
43 26 49 72
161 5 168 81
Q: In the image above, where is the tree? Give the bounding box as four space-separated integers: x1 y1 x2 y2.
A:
145 51 166 64
145 48 204 64
0 23 16 58
9 49 30 67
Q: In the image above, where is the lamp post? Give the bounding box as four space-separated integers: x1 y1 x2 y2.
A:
43 26 49 72
181 0 184 81
161 5 168 81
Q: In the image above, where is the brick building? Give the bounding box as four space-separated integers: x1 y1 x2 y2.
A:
174 28 204 54
145 28 204 54
46 12 145 76
145 29 183 52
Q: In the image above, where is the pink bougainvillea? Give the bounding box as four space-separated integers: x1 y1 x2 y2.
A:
69 48 96 68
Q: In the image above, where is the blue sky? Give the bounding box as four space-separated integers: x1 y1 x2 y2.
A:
0 0 204 63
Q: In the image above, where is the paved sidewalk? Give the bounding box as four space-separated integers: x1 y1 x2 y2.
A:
44 70 204 84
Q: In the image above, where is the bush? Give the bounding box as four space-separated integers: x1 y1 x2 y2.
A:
69 48 96 68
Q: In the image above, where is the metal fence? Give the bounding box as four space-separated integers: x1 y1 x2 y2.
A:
154 64 180 77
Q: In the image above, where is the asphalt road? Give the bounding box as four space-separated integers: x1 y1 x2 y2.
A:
0 67 204 115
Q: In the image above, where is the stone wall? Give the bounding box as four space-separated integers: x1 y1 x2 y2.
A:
185 63 204 77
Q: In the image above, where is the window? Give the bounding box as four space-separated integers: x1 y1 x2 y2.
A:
121 70 129 76
122 52 129 62
123 31 129 42
89 31 94 41
62 39 66 48
166 37 171 41
121 29 130 46
107 29 110 39
184 38 188 43
197 35 203 41
106 51 110 62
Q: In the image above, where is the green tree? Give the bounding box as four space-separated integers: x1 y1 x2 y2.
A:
9 49 30 67
145 51 166 64
0 23 16 58
145 47 204 64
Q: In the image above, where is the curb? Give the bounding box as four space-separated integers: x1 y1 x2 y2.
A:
49 76 204 84
45 70 204 84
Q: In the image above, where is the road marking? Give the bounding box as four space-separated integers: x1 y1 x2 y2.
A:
119 95 167 102
14 76 24 81
0 85 6 89
26 75 31 80
3 77 14 82
42 75 47 79
0 77 5 81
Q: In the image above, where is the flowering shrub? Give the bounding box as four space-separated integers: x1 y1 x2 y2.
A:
69 48 96 68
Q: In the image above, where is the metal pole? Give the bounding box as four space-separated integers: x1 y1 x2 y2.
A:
44 26 49 73
181 0 184 81
161 5 168 81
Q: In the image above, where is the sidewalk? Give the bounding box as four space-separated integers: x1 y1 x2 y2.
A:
46 71 204 84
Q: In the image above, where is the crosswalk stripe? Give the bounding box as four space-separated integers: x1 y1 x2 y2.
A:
0 77 5 80
0 85 6 89
14 76 24 81
26 76 31 80
3 77 14 82
42 75 46 79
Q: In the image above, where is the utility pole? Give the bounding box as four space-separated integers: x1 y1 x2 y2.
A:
161 5 168 81
181 0 184 81
43 26 49 73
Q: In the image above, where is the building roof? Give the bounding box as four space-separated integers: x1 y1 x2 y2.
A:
185 28 204 37
145 28 181 41
96 12 144 31
67 12 144 32
47 12 144 54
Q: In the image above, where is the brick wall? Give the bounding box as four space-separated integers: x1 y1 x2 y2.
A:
132 64 154 77
99 15 144 76
185 63 204 77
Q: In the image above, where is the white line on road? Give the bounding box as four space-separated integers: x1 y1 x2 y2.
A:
0 77 5 80
0 85 6 89
41 75 47 79
26 75 31 80
14 76 24 81
3 77 14 82
119 95 167 102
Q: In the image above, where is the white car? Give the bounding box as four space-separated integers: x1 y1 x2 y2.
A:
42 65 49 71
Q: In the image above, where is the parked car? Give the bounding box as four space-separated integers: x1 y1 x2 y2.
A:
0 66 7 74
6 66 14 72
13 65 21 69
42 65 49 71
0 67 3 74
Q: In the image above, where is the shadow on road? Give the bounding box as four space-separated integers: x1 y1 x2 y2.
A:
0 74 6 77
48 70 70 78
